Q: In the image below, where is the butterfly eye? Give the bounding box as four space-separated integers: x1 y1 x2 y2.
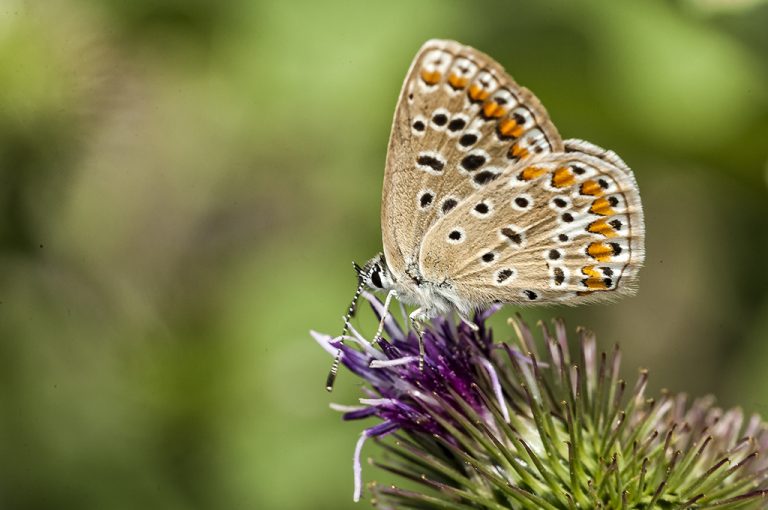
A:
370 268 384 289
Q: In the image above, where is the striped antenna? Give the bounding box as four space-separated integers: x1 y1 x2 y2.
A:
325 263 365 392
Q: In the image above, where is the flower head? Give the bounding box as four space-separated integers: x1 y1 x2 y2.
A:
313 294 768 508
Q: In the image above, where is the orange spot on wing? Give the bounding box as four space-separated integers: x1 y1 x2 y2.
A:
581 265 609 290
587 219 617 238
420 70 441 85
468 84 490 102
589 197 615 216
582 266 601 278
520 166 547 181
509 144 529 160
448 73 468 89
580 180 603 196
482 100 507 119
585 278 609 290
552 167 575 188
586 242 614 262
498 118 524 138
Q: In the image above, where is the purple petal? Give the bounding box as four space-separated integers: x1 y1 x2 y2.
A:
367 421 400 437
343 407 379 421
480 357 510 423
352 432 367 502
310 330 341 357
353 421 399 502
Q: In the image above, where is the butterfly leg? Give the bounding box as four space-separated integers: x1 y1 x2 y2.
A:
372 290 398 345
459 315 480 332
409 308 429 371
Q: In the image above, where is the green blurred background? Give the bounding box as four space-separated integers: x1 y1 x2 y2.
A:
1 0 767 508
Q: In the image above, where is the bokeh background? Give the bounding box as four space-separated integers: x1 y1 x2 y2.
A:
1 0 767 508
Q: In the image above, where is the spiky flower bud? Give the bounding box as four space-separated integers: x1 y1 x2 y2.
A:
313 294 768 508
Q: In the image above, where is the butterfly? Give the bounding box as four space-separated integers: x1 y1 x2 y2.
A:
326 39 644 391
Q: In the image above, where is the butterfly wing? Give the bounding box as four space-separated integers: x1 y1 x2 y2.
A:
564 138 634 176
381 39 563 283
418 148 645 305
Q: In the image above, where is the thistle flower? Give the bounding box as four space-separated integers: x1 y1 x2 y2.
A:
313 294 768 508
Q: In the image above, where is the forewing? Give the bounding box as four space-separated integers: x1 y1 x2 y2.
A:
418 149 645 305
381 39 563 282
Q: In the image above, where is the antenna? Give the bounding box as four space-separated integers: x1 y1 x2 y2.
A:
325 263 365 392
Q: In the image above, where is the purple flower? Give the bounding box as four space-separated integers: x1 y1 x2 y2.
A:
313 294 768 508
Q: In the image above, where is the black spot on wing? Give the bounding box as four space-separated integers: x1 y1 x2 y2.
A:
496 268 514 283
459 133 478 147
448 118 466 131
461 154 486 171
473 171 498 186
501 227 522 245
417 155 444 172
523 290 538 300
441 198 458 214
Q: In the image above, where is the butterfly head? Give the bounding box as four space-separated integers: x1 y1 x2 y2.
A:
356 253 394 292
